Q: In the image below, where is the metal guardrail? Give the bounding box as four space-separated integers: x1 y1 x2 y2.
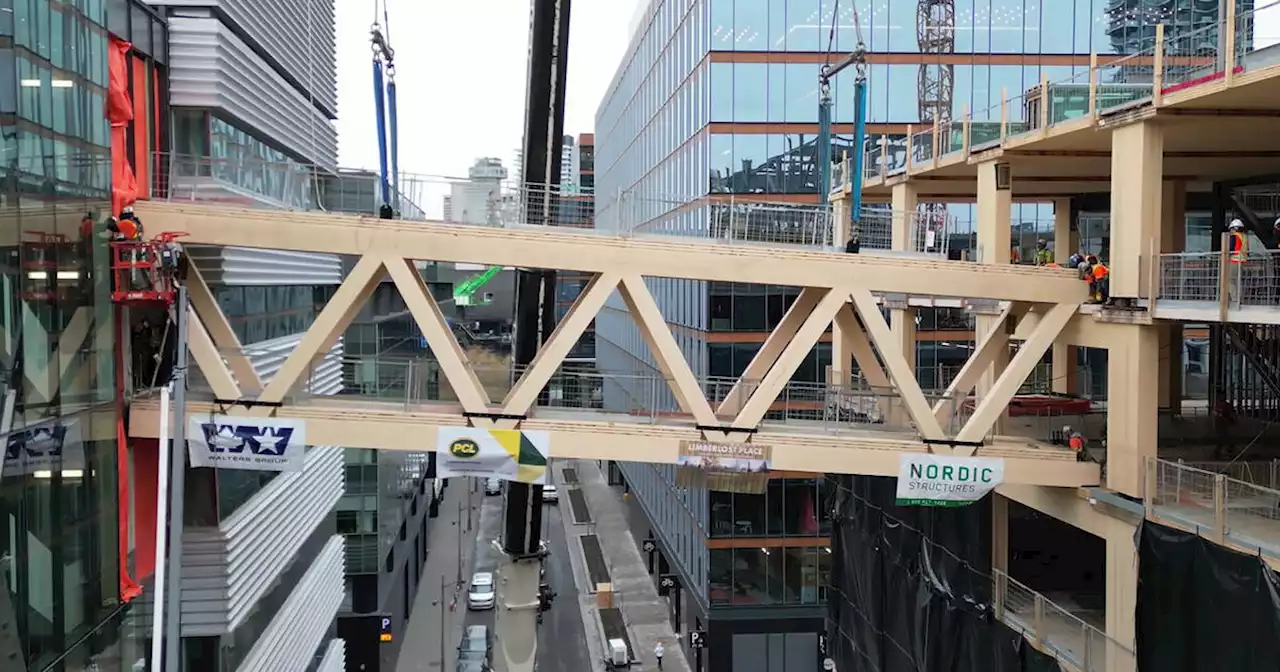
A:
280 355 982 439
1147 457 1280 548
994 568 1135 672
1157 248 1280 308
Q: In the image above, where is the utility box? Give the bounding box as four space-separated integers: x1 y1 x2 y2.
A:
607 639 629 666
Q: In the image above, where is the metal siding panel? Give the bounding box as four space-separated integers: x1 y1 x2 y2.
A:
167 17 338 168
222 445 343 630
189 247 343 286
316 639 346 672
149 0 337 115
234 535 345 672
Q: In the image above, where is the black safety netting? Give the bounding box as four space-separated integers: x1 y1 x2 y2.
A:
1137 519 1280 671
825 474 1062 672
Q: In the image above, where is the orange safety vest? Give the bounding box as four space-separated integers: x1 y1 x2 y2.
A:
117 218 140 240
1068 434 1084 452
1229 231 1248 264
1091 264 1109 281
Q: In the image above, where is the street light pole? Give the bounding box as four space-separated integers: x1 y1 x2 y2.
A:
439 578 450 668
456 499 464 587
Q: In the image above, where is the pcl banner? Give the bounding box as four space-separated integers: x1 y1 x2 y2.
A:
895 454 1004 507
188 415 307 472
436 427 549 484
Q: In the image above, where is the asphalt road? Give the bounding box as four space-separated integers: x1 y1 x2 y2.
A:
451 484 591 672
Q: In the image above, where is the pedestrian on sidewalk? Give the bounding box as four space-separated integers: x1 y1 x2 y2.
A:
654 641 664 670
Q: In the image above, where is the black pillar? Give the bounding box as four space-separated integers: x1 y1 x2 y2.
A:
506 0 573 556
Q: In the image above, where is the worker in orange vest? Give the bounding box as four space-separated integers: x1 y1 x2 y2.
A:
1228 219 1249 263
1084 255 1109 304
1068 431 1086 459
1227 219 1249 303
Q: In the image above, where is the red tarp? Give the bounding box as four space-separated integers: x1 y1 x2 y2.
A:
107 38 137 216
107 36 144 603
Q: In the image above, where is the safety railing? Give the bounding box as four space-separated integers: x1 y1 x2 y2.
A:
1157 247 1280 309
1178 459 1280 490
156 152 856 251
280 355 984 439
1147 457 1280 553
861 0 1280 178
994 569 1135 672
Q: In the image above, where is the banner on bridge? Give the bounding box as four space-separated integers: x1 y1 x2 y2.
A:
436 427 549 484
188 415 307 472
675 440 772 494
895 454 1004 507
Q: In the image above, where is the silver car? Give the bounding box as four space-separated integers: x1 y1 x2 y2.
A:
467 572 496 610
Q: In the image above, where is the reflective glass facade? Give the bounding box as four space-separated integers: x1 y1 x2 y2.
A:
0 0 156 668
595 2 1148 667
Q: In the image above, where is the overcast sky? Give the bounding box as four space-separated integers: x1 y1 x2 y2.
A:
333 0 642 179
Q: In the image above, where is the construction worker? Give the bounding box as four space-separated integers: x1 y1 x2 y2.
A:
1067 249 1086 272
1084 255 1109 304
1228 219 1249 263
108 207 148 291
845 233 860 254
1068 431 1086 461
1035 240 1054 266
1227 219 1249 302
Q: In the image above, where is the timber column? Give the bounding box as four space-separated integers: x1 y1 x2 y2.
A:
1158 181 1186 412
1105 122 1162 498
1051 198 1079 395
973 161 1012 434
890 183 918 375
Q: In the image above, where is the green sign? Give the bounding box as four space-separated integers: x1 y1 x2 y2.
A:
895 454 1005 507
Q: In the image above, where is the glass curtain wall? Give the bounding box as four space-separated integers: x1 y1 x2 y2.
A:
0 0 148 668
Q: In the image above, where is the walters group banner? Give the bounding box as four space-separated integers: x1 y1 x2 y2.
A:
436 427 549 485
895 454 1005 507
187 415 307 473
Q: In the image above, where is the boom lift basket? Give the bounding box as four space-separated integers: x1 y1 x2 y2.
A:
110 232 188 306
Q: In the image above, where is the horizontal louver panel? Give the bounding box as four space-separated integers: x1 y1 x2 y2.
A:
167 16 337 168
234 535 345 672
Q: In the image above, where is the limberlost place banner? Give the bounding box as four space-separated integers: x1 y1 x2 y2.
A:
188 415 307 473
895 454 1005 507
436 427 549 484
675 440 772 493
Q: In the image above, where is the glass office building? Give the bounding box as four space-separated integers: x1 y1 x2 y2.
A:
593 1 1154 670
0 0 169 668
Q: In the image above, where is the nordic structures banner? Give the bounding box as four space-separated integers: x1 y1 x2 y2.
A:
187 415 307 472
436 427 549 484
895 454 1004 506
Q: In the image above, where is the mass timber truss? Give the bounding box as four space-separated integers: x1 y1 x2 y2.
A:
127 213 1098 485
132 202 1087 303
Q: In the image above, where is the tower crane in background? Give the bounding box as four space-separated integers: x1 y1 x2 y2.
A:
371 1 399 219
917 0 955 243
817 1 869 244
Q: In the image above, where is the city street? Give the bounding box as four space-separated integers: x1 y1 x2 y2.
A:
395 477 591 671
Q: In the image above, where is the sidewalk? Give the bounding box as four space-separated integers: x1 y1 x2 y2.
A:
565 459 692 672
396 482 480 672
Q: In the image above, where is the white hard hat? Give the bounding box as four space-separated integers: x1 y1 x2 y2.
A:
1229 218 1245 230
